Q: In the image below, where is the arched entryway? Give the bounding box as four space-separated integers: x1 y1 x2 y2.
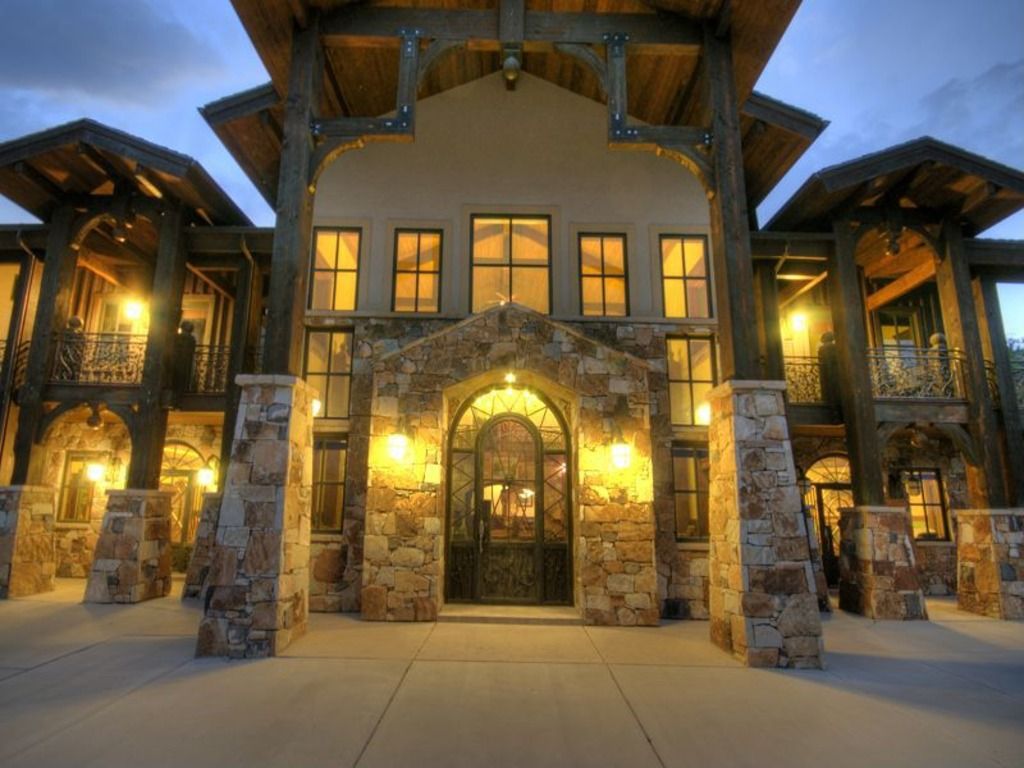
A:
802 454 852 587
446 384 571 605
159 441 218 545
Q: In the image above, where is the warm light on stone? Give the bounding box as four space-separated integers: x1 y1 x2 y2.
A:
388 433 409 462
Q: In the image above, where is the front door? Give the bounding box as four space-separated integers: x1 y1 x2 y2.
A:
814 484 853 586
446 386 571 605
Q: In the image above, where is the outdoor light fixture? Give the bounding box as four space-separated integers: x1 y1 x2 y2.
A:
196 467 216 488
695 401 712 426
85 463 106 483
610 425 631 470
86 404 103 430
123 299 144 321
311 398 323 417
504 372 517 385
502 55 521 84
388 432 410 462
790 312 808 333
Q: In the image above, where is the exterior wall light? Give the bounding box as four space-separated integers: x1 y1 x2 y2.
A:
387 433 410 462
790 311 808 333
85 463 106 483
311 398 323 418
695 401 712 426
610 425 631 470
504 372 517 385
196 467 216 488
123 299 145 321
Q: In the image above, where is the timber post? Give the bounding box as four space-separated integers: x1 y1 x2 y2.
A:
753 260 785 381
219 252 257 475
0 245 38 478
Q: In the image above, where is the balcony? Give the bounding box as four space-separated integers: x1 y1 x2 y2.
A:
784 356 825 404
50 332 147 385
187 345 231 394
866 347 965 400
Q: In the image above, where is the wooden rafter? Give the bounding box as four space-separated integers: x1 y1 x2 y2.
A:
864 259 936 312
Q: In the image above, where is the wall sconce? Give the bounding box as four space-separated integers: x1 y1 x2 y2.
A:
311 398 323 418
504 371 517 385
610 425 631 470
85 462 106 483
388 417 411 463
196 466 216 488
123 299 145 321
695 401 712 426
789 311 808 333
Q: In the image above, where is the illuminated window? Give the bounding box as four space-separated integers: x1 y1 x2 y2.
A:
393 230 441 313
667 337 716 426
579 233 628 317
471 215 550 313
661 235 711 318
309 228 360 311
902 469 949 540
673 445 709 540
304 329 353 419
57 452 104 523
312 436 347 532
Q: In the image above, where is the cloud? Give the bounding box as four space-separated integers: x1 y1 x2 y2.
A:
0 0 222 106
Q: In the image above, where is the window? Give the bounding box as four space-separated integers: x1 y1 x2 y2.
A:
661 235 711 318
876 309 921 350
57 452 104 523
673 446 709 540
579 234 628 317
393 230 442 312
667 337 716 426
312 436 347 532
309 228 360 311
304 329 353 419
471 215 550 313
902 469 949 540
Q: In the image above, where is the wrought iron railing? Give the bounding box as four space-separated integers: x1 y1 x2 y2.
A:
867 347 965 399
1011 361 1024 412
13 341 29 389
50 332 147 385
188 345 232 394
784 356 825 404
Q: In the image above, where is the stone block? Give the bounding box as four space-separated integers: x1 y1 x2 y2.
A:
957 509 1024 619
0 486 57 599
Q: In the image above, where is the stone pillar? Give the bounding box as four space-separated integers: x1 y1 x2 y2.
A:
182 492 222 600
0 486 56 598
957 509 1024 619
837 506 928 620
84 490 173 604
707 380 824 669
196 375 314 658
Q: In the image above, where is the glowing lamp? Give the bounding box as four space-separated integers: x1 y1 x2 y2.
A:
790 312 808 333
695 401 712 426
387 433 409 462
611 441 632 470
85 463 106 483
503 372 517 385
196 467 216 487
123 299 144 321
311 398 323 418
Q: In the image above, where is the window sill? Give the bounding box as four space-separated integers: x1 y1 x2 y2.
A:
55 522 93 530
676 540 710 551
914 539 954 547
312 532 346 543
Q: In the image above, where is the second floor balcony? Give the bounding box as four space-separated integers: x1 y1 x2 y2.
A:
50 332 147 385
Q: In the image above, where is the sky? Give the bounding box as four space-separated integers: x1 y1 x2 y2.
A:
1 0 1022 331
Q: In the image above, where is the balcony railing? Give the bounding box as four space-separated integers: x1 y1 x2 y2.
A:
867 347 965 400
784 356 825 404
50 332 147 385
188 345 232 394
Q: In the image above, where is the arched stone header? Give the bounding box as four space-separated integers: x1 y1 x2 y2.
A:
361 304 660 625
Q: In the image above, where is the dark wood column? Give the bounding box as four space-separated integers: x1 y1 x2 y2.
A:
828 221 885 506
704 26 759 382
263 18 322 376
753 261 784 381
935 220 1007 508
10 205 76 485
0 246 39 475
128 202 188 489
974 275 1024 505
219 254 257 473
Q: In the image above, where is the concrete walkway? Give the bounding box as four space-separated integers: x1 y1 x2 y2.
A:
0 580 1021 768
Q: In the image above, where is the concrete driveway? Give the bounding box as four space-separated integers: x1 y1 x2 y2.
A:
0 579 1021 767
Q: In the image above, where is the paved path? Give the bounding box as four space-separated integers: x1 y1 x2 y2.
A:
0 580 1021 767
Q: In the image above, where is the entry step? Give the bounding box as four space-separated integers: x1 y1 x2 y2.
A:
438 604 581 626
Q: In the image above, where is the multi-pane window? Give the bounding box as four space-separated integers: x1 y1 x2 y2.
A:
57 452 103 523
579 234 628 317
661 235 711 318
667 337 716 426
393 230 442 313
673 446 710 540
312 437 347 533
471 215 550 313
304 330 353 419
309 228 360 311
902 469 949 540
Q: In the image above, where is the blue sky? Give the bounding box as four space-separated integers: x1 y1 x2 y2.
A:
1 0 1022 332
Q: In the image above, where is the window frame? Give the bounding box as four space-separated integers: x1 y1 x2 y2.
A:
303 327 354 421
469 213 553 315
57 451 106 524
577 232 630 317
391 228 443 314
902 467 950 541
307 226 362 312
666 335 718 427
312 434 348 534
659 233 713 320
672 444 710 542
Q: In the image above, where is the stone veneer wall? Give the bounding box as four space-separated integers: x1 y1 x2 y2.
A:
183 492 222 600
83 490 173 603
196 375 314 658
706 381 823 668
0 486 56 598
957 509 1024 619
360 306 659 625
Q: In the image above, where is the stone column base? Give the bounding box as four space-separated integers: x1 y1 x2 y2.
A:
838 506 927 620
196 375 314 659
84 490 173 604
0 486 56 598
957 508 1024 619
182 492 222 600
706 380 824 669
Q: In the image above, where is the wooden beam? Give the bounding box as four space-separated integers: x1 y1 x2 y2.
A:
77 253 125 287
778 270 828 310
753 261 784 381
13 160 63 200
186 263 234 300
864 259 936 312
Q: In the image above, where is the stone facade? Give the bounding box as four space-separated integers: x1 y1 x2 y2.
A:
83 489 173 604
360 305 659 625
182 492 222 600
913 541 957 596
0 486 56 598
706 380 824 669
957 509 1024 619
196 375 315 658
838 506 928 620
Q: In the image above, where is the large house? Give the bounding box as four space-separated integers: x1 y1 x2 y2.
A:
1 0 1023 669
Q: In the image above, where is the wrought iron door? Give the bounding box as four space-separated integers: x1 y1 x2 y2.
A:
814 484 853 586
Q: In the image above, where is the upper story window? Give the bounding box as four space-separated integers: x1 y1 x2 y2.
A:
667 336 716 426
661 235 711 319
902 469 949 541
304 329 353 419
393 230 442 313
471 215 550 314
673 445 710 541
579 233 628 317
309 228 360 311
312 436 347 533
